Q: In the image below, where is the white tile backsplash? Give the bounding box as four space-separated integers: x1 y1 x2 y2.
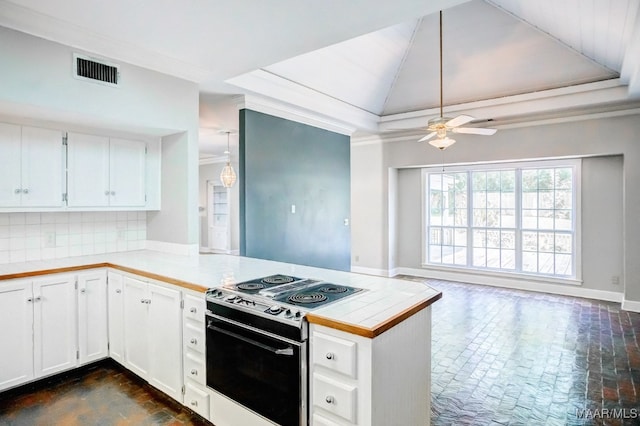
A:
0 212 147 264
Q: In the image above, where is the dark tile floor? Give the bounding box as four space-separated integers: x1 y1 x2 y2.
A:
1 279 639 425
0 360 210 425
417 278 640 426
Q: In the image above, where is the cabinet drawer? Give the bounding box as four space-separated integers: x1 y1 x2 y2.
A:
312 331 357 378
184 351 206 386
184 294 205 323
312 413 342 426
184 322 205 354
184 383 210 419
312 373 357 423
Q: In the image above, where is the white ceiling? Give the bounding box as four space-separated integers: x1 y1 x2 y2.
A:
1 0 639 158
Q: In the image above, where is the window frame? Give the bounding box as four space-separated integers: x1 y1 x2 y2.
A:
421 159 582 283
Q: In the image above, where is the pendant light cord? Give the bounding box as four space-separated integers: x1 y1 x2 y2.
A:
439 10 443 119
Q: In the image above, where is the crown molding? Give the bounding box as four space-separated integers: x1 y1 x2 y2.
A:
227 70 379 134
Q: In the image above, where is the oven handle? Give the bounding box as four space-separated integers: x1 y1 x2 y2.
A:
207 323 295 356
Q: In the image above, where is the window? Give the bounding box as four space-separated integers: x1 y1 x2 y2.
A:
424 160 580 279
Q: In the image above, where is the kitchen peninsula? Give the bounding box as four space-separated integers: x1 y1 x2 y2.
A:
0 250 441 426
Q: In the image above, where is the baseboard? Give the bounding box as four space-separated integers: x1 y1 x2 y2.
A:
145 240 199 256
199 247 212 253
350 266 394 277
392 267 624 303
622 299 640 313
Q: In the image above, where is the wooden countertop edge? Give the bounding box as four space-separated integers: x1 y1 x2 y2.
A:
0 262 208 294
306 291 443 339
0 262 442 336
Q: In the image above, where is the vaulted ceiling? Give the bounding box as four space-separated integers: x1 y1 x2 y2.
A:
1 0 639 158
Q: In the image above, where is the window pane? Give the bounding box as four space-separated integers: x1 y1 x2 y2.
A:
473 191 486 208
555 168 572 189
430 227 442 245
455 229 467 246
539 191 554 209
501 209 515 228
539 232 554 253
442 208 454 226
555 190 572 209
554 210 572 230
473 248 486 267
522 252 538 272
538 169 553 190
538 210 554 230
472 172 486 191
522 192 537 209
501 231 515 249
473 230 486 248
473 209 486 227
555 233 572 254
501 249 515 269
486 209 500 227
538 253 554 274
486 248 500 268
501 192 515 208
522 210 537 229
487 230 500 248
455 209 468 226
555 254 572 275
487 192 500 208
486 171 501 191
454 248 467 265
442 245 454 264
522 232 538 251
501 170 515 191
522 170 538 191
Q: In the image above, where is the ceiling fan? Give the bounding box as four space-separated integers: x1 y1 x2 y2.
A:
419 10 497 150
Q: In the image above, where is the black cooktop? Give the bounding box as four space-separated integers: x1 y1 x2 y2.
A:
228 274 365 309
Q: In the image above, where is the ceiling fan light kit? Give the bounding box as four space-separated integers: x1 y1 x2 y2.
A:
419 10 496 150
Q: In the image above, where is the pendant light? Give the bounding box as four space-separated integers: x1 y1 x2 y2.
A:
220 131 236 188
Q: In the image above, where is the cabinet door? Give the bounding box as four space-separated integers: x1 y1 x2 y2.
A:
67 132 110 207
0 280 34 391
109 138 146 207
33 275 77 378
20 126 64 207
0 123 22 207
148 283 183 401
122 275 149 378
78 270 108 365
107 272 125 365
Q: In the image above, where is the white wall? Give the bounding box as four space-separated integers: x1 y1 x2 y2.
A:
0 27 200 248
352 114 640 304
198 162 240 252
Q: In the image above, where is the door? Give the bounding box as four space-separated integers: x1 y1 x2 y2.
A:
78 270 108 364
208 182 229 252
33 275 77 378
107 272 125 365
67 132 110 207
122 275 149 378
20 126 64 207
0 280 34 391
109 138 146 207
0 123 22 207
148 283 183 401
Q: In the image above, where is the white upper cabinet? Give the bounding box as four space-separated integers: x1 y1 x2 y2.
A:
67 133 146 208
0 124 64 208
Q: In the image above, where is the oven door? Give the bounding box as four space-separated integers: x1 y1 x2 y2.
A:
206 313 306 426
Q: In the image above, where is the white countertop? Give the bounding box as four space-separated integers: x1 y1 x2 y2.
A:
0 250 441 335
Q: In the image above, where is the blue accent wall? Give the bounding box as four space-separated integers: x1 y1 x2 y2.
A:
239 109 351 271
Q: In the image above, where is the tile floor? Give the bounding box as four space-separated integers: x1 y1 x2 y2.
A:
0 278 638 425
420 278 640 426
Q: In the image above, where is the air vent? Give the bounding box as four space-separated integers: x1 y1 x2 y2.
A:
73 54 120 87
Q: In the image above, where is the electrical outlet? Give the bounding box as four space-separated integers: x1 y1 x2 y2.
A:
355 255 360 262
44 232 56 248
611 275 620 285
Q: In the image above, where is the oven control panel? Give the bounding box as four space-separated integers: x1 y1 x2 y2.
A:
207 288 305 324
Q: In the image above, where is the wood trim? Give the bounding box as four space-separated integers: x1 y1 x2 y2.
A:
0 263 208 294
108 264 208 293
306 291 442 338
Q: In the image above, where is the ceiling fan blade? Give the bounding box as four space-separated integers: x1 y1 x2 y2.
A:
445 115 474 128
418 132 437 142
452 127 497 135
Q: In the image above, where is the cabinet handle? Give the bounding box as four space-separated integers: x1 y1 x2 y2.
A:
111 191 116 196
105 190 110 196
190 400 198 407
27 297 33 303
80 288 86 294
190 307 197 314
141 298 145 304
115 289 122 294
15 188 21 194
22 188 29 194
190 338 197 345
326 352 334 360
190 369 198 376
325 396 335 404
34 296 41 302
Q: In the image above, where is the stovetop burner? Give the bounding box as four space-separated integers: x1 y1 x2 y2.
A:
287 292 328 305
236 282 265 291
318 286 348 293
262 274 296 285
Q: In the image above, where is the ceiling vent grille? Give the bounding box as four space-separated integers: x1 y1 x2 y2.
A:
73 54 120 87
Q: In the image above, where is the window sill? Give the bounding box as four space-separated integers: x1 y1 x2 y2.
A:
420 263 583 286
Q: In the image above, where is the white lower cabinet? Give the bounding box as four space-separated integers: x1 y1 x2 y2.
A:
182 293 210 420
0 274 77 392
310 307 432 426
77 270 109 365
113 271 183 402
107 272 125 365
